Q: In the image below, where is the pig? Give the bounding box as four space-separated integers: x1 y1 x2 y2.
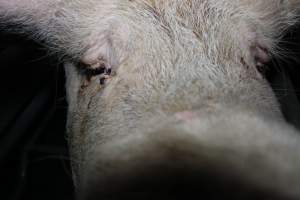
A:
1 0 300 199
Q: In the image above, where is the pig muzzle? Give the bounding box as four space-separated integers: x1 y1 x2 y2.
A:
77 115 300 200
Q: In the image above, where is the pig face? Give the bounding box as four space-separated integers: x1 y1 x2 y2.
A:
1 0 300 199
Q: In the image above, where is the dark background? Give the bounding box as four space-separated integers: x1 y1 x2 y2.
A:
0 26 299 200
0 33 73 200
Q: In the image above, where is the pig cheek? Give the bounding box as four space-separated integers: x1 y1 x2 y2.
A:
66 76 111 184
65 62 106 149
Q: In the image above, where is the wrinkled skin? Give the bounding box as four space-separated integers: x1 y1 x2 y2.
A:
1 0 300 199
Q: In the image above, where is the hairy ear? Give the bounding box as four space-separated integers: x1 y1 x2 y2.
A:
0 0 121 65
231 0 300 69
239 0 300 46
0 0 71 55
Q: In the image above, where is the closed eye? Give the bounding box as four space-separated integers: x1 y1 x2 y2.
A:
78 62 107 78
84 67 106 77
77 61 114 86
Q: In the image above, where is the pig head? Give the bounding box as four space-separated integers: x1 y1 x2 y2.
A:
1 0 300 199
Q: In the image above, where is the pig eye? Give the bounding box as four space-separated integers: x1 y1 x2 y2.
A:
78 62 106 77
77 62 114 86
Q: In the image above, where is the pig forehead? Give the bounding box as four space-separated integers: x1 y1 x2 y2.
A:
114 1 246 46
81 0 263 81
108 1 239 53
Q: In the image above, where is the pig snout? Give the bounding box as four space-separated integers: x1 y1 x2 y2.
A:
77 115 300 200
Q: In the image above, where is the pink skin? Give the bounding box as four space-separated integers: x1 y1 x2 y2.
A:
175 111 198 122
239 26 271 69
254 45 270 66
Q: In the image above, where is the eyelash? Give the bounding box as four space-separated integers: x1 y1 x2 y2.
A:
78 62 113 85
78 62 109 76
84 67 106 77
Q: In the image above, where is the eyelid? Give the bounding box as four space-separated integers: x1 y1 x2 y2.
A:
85 67 106 76
78 62 106 77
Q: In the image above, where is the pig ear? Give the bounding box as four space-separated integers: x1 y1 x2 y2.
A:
240 0 300 71
0 0 77 56
0 1 82 58
0 0 121 68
